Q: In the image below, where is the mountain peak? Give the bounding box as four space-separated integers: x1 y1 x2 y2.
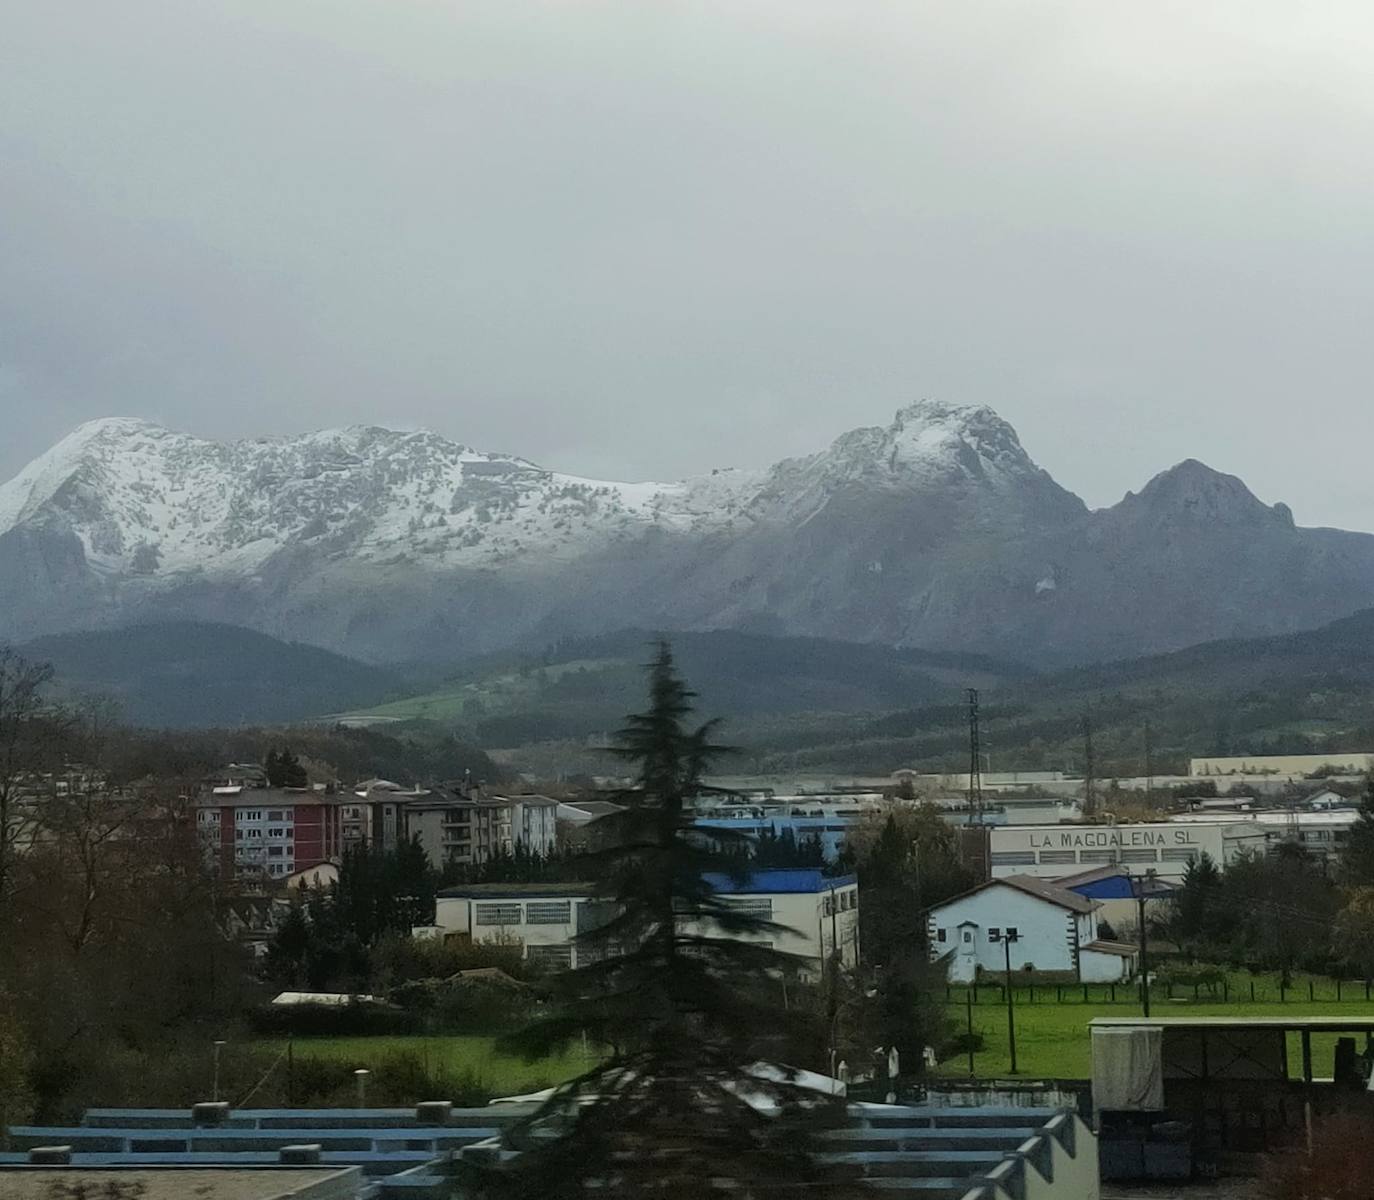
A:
1120 459 1293 527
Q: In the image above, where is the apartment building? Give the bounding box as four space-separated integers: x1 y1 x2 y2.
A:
196 786 344 881
407 792 558 868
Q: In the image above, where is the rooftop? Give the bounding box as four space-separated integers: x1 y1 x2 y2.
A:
0 1168 353 1200
1091 1016 1374 1031
438 881 598 898
700 869 857 895
932 874 1098 915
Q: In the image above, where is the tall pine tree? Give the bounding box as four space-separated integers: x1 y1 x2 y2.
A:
464 642 864 1198
1341 774 1374 885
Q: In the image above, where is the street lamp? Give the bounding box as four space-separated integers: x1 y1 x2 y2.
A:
1134 868 1160 1017
1002 930 1020 1074
211 1040 226 1103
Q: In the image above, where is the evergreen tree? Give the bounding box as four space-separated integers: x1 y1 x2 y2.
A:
847 811 955 1071
464 642 864 1198
1340 774 1374 885
1165 852 1225 960
265 746 308 789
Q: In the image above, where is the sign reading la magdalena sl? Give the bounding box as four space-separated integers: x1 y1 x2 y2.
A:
1026 827 1200 849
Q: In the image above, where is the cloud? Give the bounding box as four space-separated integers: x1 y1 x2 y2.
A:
3 1 1373 527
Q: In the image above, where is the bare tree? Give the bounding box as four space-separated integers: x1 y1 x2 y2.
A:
0 648 61 911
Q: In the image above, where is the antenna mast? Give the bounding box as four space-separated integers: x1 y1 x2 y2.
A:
967 688 983 825
1083 707 1096 817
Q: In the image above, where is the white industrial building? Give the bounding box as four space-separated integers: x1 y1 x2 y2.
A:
1190 752 1374 777
987 821 1268 882
429 868 859 974
927 876 1136 983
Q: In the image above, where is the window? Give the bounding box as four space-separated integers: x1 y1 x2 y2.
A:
988 928 1001 942
1162 849 1198 863
268 846 284 857
1038 850 1076 864
475 902 523 926
526 944 573 971
937 929 947 943
1120 849 1157 864
1079 850 1116 864
525 901 572 925
267 810 285 821
268 828 286 839
990 852 1036 866
961 930 973 944
239 810 263 822
1005 927 1018 939
823 895 835 916
728 898 774 920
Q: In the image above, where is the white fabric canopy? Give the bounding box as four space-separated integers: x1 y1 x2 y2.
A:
1092 1026 1164 1111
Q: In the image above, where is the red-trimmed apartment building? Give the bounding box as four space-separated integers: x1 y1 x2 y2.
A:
197 786 345 882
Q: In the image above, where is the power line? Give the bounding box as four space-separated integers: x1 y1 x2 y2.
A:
967 688 983 825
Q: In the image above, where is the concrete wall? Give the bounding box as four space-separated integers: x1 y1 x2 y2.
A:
1079 948 1133 983
961 1111 1100 1200
679 884 860 970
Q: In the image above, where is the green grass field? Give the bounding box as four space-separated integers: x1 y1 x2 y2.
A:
270 1035 595 1097
268 975 1374 1092
940 988 1374 1079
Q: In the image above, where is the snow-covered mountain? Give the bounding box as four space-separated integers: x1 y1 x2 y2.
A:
0 416 758 575
4 402 1374 666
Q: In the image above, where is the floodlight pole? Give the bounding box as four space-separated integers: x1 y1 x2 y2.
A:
1003 932 1019 1074
1135 870 1155 1017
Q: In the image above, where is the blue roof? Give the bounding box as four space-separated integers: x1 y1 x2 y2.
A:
702 869 856 894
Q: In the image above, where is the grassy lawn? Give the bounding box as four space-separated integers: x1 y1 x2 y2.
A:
267 1035 595 1097
940 986 1374 1079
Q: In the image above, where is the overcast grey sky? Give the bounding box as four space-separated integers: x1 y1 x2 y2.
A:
3 2 1374 527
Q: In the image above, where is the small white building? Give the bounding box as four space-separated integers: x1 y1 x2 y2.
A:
429 868 860 974
927 875 1136 984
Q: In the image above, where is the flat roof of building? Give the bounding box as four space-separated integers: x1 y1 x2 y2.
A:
0 1168 352 1200
702 869 858 894
1091 1016 1374 1031
438 882 599 898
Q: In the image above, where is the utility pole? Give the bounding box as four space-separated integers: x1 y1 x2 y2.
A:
1003 930 1020 1073
1144 721 1154 801
1083 708 1096 818
1135 871 1154 1018
967 689 983 825
212 1039 226 1103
